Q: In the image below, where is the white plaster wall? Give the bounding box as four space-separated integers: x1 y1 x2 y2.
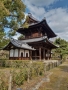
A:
19 49 24 57
25 50 29 57
10 49 14 57
14 49 18 57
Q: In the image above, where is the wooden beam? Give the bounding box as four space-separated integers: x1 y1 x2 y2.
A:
39 48 41 60
35 51 37 60
30 50 32 60
43 48 45 60
50 49 51 59
18 49 20 60
13 49 15 60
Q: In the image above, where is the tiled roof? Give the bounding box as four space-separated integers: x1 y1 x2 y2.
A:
11 36 58 48
17 19 57 38
3 36 58 50
3 38 35 50
46 39 59 48
10 38 35 50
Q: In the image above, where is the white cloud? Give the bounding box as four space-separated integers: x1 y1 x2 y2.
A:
22 0 68 41
23 0 59 18
42 8 68 40
23 0 59 7
27 5 46 19
57 32 68 41
45 8 68 33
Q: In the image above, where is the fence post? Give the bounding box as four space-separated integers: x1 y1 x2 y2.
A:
16 88 22 90
8 72 12 90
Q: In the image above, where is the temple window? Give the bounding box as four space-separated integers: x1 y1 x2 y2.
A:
10 49 14 57
14 49 18 57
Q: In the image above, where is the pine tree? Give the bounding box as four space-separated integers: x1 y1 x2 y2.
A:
0 0 26 48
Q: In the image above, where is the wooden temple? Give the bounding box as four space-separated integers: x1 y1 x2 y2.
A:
3 13 58 60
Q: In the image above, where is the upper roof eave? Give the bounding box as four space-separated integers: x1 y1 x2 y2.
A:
17 19 57 38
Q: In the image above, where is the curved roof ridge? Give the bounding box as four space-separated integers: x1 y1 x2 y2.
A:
28 13 39 22
46 38 59 48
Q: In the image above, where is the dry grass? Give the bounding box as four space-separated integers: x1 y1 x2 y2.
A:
0 60 68 90
19 75 47 90
38 60 68 90
0 67 48 90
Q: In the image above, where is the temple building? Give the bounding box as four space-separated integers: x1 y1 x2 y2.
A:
3 13 58 60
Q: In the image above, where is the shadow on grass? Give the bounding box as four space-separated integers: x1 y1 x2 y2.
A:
58 65 68 72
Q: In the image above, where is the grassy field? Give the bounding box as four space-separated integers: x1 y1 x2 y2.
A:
0 60 67 90
0 67 48 90
0 61 47 90
38 60 68 90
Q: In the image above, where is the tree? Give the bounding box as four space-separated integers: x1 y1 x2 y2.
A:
0 0 26 48
53 38 68 59
0 0 26 35
18 35 25 40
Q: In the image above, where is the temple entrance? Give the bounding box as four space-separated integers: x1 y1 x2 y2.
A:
32 48 50 60
32 50 39 60
41 49 47 60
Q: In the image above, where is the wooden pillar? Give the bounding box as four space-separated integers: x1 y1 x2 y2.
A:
35 50 37 60
39 48 41 60
30 50 32 60
9 50 10 60
47 49 50 60
13 49 15 60
24 50 25 60
18 49 20 60
50 49 51 59
43 48 45 60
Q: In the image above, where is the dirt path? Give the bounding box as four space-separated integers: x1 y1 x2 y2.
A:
29 72 52 90
38 60 68 90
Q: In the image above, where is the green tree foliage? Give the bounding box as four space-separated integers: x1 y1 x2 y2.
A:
0 0 26 35
18 35 25 40
22 16 29 28
0 37 10 49
18 16 30 39
54 38 68 59
0 0 26 48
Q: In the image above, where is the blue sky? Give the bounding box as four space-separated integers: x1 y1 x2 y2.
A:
18 0 68 41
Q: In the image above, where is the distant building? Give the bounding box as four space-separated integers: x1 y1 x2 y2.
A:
3 13 58 60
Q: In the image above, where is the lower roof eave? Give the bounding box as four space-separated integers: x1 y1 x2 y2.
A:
46 39 59 48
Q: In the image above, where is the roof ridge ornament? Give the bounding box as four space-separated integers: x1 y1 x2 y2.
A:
28 13 39 22
28 13 32 16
